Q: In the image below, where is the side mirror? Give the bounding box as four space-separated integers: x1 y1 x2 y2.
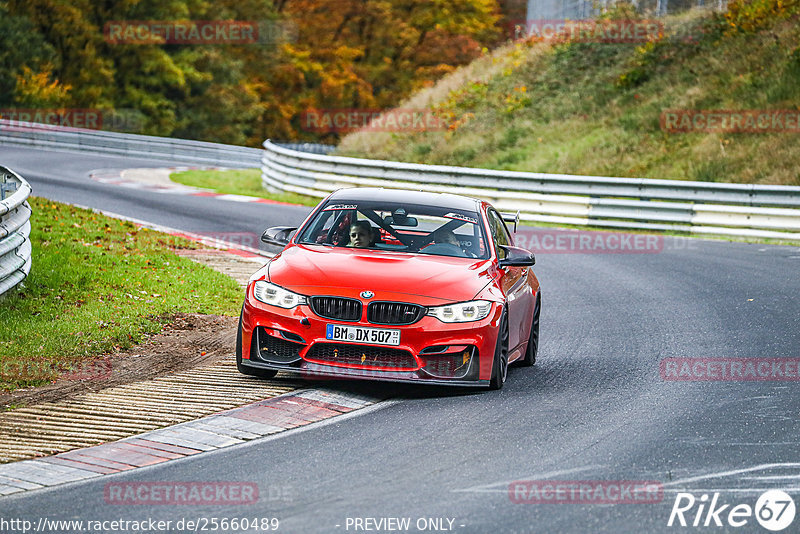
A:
498 245 535 267
261 226 297 247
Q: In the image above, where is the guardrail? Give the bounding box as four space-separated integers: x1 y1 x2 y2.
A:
2 120 796 241
261 140 800 241
0 166 32 297
0 119 333 167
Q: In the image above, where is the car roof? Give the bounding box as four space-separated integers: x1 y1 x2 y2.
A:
327 188 483 212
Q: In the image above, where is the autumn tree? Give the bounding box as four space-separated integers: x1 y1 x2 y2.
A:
0 2 63 107
2 0 504 144
269 0 501 141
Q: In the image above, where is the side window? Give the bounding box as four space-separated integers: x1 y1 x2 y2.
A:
487 210 511 259
301 209 353 245
299 210 331 243
316 212 336 240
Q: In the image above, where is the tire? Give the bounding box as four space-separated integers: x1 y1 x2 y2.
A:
519 292 541 367
489 308 509 390
236 308 278 379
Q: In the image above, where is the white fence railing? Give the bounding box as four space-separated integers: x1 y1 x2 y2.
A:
261 140 800 241
0 119 262 167
2 121 798 242
0 167 32 297
0 119 333 167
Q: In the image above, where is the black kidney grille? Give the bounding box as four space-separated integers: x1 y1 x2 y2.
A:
310 296 362 321
367 302 425 325
306 343 418 370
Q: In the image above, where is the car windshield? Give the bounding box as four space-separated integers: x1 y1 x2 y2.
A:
297 200 489 259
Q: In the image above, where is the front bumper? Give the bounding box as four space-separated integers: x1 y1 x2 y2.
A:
241 292 501 386
238 358 490 387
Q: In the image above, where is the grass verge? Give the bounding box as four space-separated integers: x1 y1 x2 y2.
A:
0 197 243 392
170 168 321 207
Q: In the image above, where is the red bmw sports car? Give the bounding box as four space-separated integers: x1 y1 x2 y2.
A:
237 188 540 389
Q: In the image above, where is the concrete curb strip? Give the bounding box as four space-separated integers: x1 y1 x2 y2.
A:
88 168 301 212
0 197 384 500
0 389 381 496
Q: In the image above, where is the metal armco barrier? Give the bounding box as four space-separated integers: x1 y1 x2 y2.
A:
262 140 800 241
0 119 260 167
0 167 32 297
2 120 796 241
0 119 333 167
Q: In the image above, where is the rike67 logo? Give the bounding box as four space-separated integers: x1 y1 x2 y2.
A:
668 490 796 531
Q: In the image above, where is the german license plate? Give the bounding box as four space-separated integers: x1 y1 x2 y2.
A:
326 324 400 346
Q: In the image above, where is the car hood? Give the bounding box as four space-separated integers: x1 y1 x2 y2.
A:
266 244 494 304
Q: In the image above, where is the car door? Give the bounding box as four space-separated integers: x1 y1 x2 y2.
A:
487 209 529 355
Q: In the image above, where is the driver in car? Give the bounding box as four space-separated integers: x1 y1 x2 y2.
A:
433 228 460 247
433 228 480 258
347 221 376 248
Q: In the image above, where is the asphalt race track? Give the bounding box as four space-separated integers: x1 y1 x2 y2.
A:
2 146 800 533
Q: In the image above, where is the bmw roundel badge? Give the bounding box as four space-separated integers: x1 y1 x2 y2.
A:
360 290 374 299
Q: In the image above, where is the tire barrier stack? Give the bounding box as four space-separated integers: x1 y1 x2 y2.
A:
0 166 32 297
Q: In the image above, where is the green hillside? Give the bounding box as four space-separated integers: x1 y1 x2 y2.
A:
337 3 800 185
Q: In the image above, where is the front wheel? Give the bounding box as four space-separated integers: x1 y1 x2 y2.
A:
236 308 278 379
489 309 509 390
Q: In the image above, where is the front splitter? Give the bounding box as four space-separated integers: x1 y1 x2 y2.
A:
240 359 489 388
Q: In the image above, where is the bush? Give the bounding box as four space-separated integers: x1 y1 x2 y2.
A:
726 0 800 33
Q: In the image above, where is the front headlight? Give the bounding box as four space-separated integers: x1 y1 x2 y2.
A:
427 300 492 323
253 281 307 308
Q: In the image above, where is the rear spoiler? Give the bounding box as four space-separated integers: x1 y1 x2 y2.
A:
501 211 520 232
